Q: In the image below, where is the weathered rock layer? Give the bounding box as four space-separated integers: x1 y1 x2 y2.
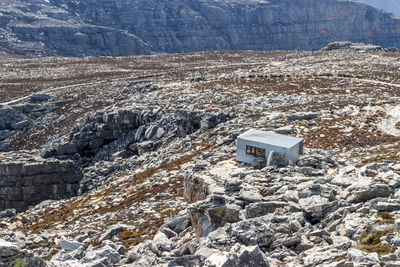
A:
0 151 81 211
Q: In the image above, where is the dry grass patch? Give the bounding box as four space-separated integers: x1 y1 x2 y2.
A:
353 142 400 166
300 114 400 152
355 226 397 255
375 212 395 225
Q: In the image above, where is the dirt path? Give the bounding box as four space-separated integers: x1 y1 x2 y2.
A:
0 76 140 106
355 78 400 88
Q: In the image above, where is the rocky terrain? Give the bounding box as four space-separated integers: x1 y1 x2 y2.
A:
1 0 400 57
0 44 400 266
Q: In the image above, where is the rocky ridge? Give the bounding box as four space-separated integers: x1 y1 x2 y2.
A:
0 46 400 266
1 0 400 57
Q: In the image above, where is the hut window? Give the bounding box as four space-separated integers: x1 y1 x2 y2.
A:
246 145 265 157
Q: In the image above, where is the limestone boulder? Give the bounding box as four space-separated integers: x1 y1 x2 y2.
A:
205 245 270 267
246 201 287 219
188 195 241 237
348 184 393 203
267 151 289 167
298 195 336 223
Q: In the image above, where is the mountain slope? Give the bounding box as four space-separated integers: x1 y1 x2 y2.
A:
1 0 400 57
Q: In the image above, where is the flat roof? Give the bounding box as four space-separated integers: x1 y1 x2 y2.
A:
238 129 303 148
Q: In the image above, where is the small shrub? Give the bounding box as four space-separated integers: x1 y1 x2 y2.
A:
121 230 135 239
355 243 396 255
28 243 41 249
333 256 348 262
377 212 393 220
160 208 173 215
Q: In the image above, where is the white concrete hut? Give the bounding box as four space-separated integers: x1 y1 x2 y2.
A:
236 129 304 164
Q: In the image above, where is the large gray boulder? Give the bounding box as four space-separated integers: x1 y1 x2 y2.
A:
347 248 380 265
0 239 19 258
205 245 270 267
30 93 52 103
161 211 191 235
376 201 400 212
230 217 288 247
59 240 83 252
246 201 287 219
348 184 393 203
267 151 289 167
81 245 121 265
299 195 336 223
188 195 241 237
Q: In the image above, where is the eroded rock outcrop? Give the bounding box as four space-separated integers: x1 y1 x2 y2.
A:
188 194 242 237
175 109 231 137
0 97 68 152
0 151 81 211
184 173 213 204
45 106 230 162
41 106 161 159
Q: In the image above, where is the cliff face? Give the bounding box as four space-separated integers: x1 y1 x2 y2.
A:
0 0 151 57
52 0 400 53
1 0 400 56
